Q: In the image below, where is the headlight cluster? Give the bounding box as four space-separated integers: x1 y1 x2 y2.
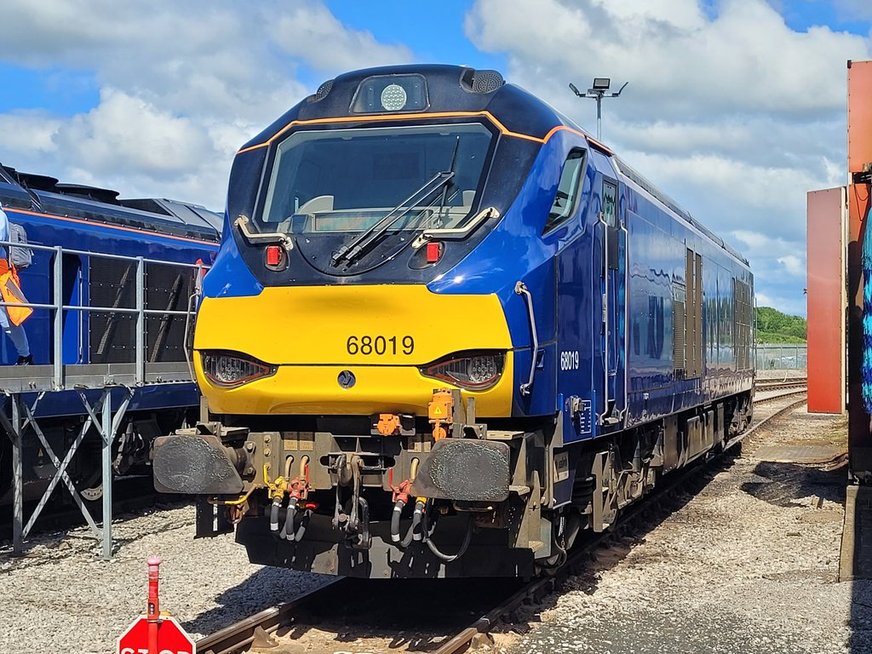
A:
420 351 504 390
201 351 276 388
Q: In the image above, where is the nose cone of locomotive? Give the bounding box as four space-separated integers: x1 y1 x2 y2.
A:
192 284 514 417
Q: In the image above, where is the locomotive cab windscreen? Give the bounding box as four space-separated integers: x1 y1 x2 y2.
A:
256 122 496 274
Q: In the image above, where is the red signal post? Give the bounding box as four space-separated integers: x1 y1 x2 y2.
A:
117 557 195 654
147 556 160 652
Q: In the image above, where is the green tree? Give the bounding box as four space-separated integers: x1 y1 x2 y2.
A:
755 306 806 342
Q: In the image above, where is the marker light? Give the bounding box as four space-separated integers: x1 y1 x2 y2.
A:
425 241 443 264
420 351 504 390
201 351 276 388
265 244 284 267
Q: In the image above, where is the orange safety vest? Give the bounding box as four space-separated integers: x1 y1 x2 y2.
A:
0 259 32 326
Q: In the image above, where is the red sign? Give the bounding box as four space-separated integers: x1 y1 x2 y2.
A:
116 616 195 654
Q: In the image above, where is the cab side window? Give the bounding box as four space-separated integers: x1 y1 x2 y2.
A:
545 149 586 232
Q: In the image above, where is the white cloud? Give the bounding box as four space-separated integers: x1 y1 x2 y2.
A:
777 254 805 276
0 111 63 161
269 4 412 73
467 0 869 118
464 0 869 315
0 1 412 209
55 89 215 178
0 0 862 319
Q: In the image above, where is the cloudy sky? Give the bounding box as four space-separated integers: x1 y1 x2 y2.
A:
1 0 870 316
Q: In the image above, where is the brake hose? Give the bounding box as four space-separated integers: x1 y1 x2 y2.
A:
422 511 473 563
270 497 282 536
280 497 311 542
404 500 425 547
280 498 296 540
391 499 425 548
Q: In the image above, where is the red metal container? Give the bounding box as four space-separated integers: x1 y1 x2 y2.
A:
807 188 846 413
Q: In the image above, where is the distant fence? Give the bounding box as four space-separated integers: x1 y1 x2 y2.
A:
755 343 807 370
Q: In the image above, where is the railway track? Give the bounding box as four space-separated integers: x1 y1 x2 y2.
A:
754 376 807 392
195 388 808 654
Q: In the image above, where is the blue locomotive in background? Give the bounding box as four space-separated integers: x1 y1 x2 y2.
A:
153 65 754 578
0 164 220 505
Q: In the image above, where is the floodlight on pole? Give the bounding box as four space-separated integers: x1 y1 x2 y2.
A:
569 77 628 141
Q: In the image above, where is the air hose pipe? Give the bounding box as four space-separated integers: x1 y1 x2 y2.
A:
403 500 426 547
269 496 282 537
280 497 297 540
423 512 473 563
390 499 406 544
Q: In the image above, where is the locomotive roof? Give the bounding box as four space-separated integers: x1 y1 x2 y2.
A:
240 63 566 150
0 163 222 243
239 64 748 268
613 157 750 266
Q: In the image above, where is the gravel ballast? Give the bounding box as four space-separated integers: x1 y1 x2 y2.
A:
0 503 325 654
506 406 872 654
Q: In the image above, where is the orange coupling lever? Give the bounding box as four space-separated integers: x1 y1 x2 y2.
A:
428 389 454 441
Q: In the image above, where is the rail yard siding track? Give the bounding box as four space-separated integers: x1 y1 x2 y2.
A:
194 581 346 654
755 377 808 392
196 388 808 654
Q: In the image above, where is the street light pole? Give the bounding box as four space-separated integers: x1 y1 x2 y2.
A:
569 78 628 141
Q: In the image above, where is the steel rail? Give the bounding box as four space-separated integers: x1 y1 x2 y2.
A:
730 394 809 444
195 389 808 654
755 377 807 391
752 387 809 404
194 579 347 654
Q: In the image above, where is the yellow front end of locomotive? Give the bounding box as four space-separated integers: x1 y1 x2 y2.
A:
193 285 514 417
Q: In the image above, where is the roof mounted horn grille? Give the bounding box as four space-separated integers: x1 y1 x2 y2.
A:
460 68 505 94
308 79 334 103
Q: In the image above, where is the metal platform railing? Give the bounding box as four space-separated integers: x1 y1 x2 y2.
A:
0 240 206 390
0 239 207 559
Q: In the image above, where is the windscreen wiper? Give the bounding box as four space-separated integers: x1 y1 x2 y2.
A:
433 137 461 227
331 170 455 267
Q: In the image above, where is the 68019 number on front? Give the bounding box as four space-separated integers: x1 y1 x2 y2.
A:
346 335 415 356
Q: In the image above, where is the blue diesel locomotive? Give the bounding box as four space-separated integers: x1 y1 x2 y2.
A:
0 164 220 503
153 65 754 578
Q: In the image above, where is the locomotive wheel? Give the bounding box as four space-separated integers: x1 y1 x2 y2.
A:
70 456 105 506
79 482 103 502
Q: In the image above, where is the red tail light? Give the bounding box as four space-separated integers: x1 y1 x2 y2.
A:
425 241 443 264
265 244 284 267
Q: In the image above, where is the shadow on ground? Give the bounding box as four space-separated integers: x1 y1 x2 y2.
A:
740 460 847 507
